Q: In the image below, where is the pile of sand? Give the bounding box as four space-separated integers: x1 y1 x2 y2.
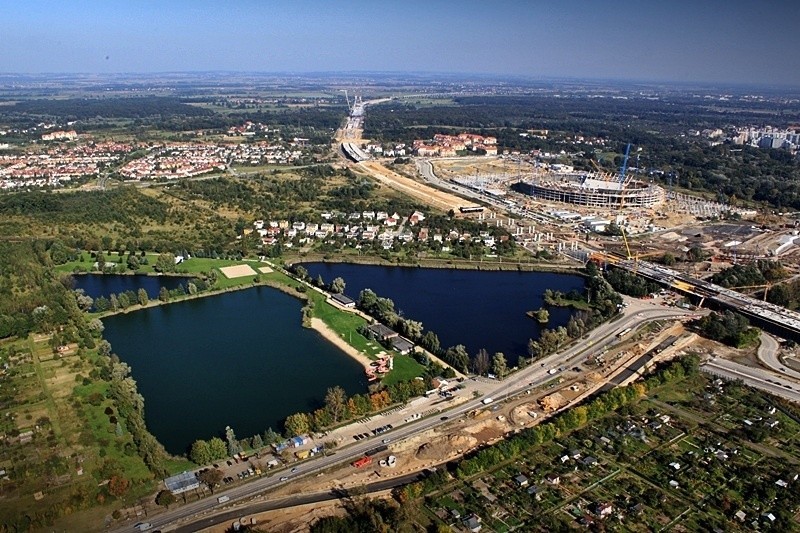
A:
415 434 477 462
219 264 258 278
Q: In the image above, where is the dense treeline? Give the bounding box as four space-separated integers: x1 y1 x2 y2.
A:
694 310 760 348
605 266 662 297
0 241 87 339
709 260 787 288
6 97 212 121
0 187 169 225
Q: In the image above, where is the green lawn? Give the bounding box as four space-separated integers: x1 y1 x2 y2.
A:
383 354 426 385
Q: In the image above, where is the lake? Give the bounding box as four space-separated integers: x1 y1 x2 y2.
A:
95 285 367 455
303 263 585 363
70 274 189 300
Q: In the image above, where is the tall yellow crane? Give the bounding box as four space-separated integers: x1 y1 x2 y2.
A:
620 225 633 260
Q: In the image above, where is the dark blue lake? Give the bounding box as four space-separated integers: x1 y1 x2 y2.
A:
303 263 585 363
98 286 367 455
71 274 188 300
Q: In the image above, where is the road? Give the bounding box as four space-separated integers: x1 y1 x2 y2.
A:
116 302 690 533
757 331 800 381
701 358 800 403
174 472 423 533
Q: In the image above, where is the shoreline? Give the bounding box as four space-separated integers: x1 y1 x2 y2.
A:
309 317 374 369
286 253 584 274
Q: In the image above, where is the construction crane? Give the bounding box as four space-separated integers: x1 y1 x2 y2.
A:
340 89 351 111
728 283 772 301
620 225 634 260
618 143 632 188
618 143 632 208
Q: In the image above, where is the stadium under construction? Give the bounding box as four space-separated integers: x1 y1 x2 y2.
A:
509 143 665 209
511 170 666 208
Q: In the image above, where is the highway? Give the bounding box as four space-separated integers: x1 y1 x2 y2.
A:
701 358 800 403
116 303 690 532
757 331 800 381
610 257 800 341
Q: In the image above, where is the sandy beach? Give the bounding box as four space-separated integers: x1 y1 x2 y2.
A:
309 317 374 368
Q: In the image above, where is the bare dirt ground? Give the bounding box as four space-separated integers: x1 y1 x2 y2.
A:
357 160 464 212
202 499 348 533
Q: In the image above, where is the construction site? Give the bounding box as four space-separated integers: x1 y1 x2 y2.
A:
340 102 799 281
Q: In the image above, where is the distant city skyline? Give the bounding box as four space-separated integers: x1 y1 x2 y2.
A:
1 0 799 87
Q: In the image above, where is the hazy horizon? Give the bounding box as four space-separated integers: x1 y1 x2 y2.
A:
2 0 799 88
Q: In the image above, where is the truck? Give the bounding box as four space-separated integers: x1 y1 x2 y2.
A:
352 456 372 468
217 495 230 504
482 397 494 405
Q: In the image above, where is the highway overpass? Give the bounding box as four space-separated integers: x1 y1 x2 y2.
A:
608 256 800 341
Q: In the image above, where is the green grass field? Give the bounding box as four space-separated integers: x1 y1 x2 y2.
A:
383 354 426 385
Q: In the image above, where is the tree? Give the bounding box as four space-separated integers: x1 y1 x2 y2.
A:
316 274 325 288
190 440 212 465
531 308 549 323
225 426 242 456
126 254 140 271
137 288 149 307
159 286 170 302
252 433 264 450
74 289 94 311
154 252 176 273
117 292 130 309
97 339 112 357
109 293 119 311
324 386 347 424
444 344 470 374
156 489 176 509
108 475 130 498
687 245 707 262
491 352 507 378
262 427 280 445
401 319 423 340
293 265 309 281
94 295 110 312
420 331 440 354
208 437 227 460
197 468 223 493
284 412 310 437
330 277 346 294
473 348 490 375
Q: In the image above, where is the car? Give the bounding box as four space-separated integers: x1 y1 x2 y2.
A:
280 476 289 481
213 463 219 468
291 467 298 473
226 460 233 466
133 523 153 532
440 416 449 421
382 438 391 444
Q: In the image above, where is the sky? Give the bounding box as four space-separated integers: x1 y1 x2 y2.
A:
1 0 799 86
